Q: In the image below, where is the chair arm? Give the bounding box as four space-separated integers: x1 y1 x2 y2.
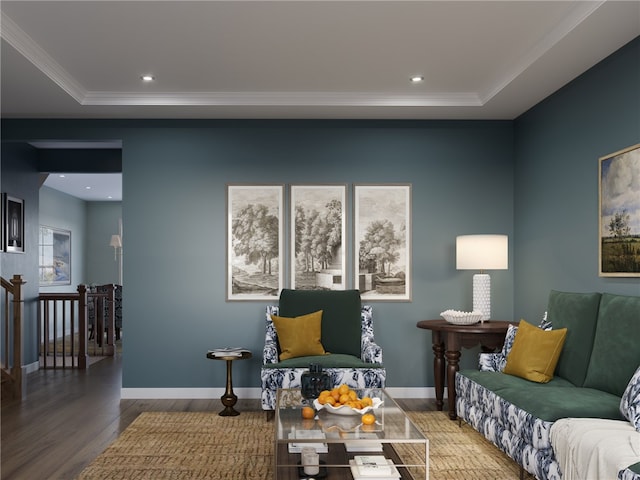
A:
362 341 383 364
479 352 506 372
263 340 279 365
263 305 280 365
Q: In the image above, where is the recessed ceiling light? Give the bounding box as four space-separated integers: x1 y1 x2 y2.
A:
59 174 65 178
410 75 424 83
141 75 155 82
85 186 91 190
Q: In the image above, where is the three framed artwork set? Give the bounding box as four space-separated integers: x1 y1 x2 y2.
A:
227 184 412 301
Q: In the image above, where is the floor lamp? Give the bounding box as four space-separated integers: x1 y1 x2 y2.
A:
456 234 508 321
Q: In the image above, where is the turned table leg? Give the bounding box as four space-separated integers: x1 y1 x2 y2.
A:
219 359 239 416
432 332 445 411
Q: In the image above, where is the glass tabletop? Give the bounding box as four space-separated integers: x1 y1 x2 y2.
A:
275 388 426 444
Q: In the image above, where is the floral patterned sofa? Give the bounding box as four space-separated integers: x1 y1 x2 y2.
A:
260 289 386 411
455 291 640 480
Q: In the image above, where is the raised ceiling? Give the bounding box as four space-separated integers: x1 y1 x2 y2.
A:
1 1 639 120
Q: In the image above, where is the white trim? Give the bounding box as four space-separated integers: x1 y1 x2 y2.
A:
23 361 40 375
0 12 86 103
121 387 262 399
120 386 440 400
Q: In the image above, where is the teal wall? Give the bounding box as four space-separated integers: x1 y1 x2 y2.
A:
2 36 638 393
513 36 640 321
39 186 88 291
86 202 123 285
2 121 515 390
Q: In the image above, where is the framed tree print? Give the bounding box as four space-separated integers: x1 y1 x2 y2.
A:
599 143 640 277
354 184 412 301
4 194 25 253
227 185 284 300
291 185 346 290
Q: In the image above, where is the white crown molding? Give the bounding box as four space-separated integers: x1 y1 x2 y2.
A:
0 11 86 103
480 0 606 104
0 2 606 111
83 91 483 107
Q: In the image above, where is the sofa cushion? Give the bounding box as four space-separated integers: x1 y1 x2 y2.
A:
546 290 601 386
460 370 624 422
583 293 640 397
504 319 567 383
620 365 640 431
279 289 362 357
271 310 326 360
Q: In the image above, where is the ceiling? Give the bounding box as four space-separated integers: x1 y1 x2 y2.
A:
1 1 639 121
42 173 122 201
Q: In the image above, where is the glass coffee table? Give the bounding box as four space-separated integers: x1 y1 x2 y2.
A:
275 388 429 479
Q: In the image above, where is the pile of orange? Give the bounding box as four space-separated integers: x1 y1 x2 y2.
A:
316 383 374 410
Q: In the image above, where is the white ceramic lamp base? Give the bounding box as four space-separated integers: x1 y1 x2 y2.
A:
472 273 491 321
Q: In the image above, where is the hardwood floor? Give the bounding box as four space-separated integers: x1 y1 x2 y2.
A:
1 356 437 480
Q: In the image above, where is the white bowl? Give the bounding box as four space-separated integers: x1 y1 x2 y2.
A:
440 309 483 325
313 397 383 416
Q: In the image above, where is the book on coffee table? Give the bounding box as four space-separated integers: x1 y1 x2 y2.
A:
349 458 400 479
344 433 383 452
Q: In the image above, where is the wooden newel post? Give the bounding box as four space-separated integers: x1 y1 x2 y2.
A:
10 274 25 400
77 284 88 369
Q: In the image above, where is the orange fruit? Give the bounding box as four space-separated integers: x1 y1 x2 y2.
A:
338 384 350 395
330 389 341 401
301 406 315 419
324 396 336 406
361 397 373 407
361 413 376 425
339 393 351 404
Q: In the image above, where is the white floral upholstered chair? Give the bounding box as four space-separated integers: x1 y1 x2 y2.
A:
260 289 386 413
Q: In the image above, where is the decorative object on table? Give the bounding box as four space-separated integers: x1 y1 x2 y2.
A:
354 184 412 301
313 396 383 416
599 143 640 277
301 446 320 476
205 348 252 416
38 225 71 286
207 347 251 358
290 184 347 291
440 309 483 325
226 184 284 301
4 194 25 253
301 363 331 399
456 234 508 320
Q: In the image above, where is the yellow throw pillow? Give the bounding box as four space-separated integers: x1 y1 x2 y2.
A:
271 310 326 360
504 319 567 383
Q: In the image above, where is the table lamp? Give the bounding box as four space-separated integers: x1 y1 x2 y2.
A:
456 234 508 321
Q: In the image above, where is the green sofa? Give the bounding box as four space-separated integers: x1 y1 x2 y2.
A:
456 291 640 479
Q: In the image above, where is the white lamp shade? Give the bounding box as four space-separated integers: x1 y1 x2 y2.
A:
109 234 122 248
456 234 508 270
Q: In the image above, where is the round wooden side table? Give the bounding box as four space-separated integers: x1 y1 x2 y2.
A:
206 350 252 416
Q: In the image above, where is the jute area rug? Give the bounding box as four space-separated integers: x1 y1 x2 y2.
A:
77 410 521 480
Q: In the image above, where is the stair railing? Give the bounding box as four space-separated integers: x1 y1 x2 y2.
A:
1 274 25 401
38 284 116 369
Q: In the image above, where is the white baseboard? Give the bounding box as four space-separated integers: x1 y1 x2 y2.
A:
120 387 442 400
23 361 40 375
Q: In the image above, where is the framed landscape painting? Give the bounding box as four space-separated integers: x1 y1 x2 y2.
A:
39 225 71 286
290 185 346 290
354 184 412 301
227 184 284 300
599 143 640 277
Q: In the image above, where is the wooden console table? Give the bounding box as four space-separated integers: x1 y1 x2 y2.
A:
416 319 514 420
